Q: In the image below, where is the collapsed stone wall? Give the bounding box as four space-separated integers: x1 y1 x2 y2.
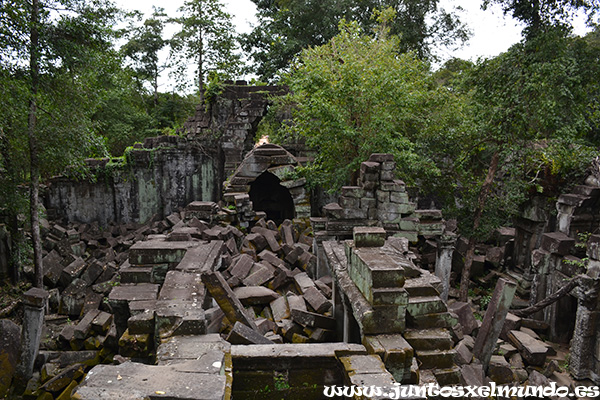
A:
46 136 219 226
45 83 283 227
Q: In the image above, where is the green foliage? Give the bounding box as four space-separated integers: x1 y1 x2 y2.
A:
242 0 470 81
122 7 170 100
482 0 599 37
271 17 467 191
444 27 600 238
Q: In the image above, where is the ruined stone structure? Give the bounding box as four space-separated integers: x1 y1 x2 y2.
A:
311 154 444 246
45 83 283 226
6 83 600 398
223 144 310 225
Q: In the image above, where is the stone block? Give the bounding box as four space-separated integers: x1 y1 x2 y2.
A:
369 153 394 163
390 192 409 204
202 271 259 331
540 232 575 256
303 287 332 314
488 355 515 384
129 240 193 265
233 286 279 306
406 296 446 316
242 264 275 286
403 328 453 351
507 330 548 366
270 296 290 322
448 302 478 336
73 310 101 340
73 360 227 399
380 180 405 192
363 334 414 383
353 226 386 247
155 300 205 338
127 311 154 335
229 254 255 279
91 312 113 334
341 186 365 198
415 349 456 369
287 294 307 312
59 257 87 288
290 309 336 330
59 279 87 317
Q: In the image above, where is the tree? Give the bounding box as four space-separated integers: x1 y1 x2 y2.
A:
452 27 600 301
483 0 599 36
242 0 470 81
122 7 170 106
0 0 120 286
268 11 467 191
170 0 242 99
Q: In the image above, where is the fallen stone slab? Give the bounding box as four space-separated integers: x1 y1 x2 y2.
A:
269 296 290 321
72 361 227 400
293 272 316 294
303 286 332 314
73 310 101 340
488 354 515 384
129 240 196 265
158 270 205 303
59 257 87 288
448 302 478 336
242 263 275 287
229 254 254 279
287 293 307 312
156 334 230 364
176 241 224 273
202 271 259 331
226 321 275 345
233 286 279 306
507 329 548 366
155 300 206 338
291 308 336 330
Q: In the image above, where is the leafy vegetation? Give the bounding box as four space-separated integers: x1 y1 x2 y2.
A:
267 10 467 191
242 0 470 80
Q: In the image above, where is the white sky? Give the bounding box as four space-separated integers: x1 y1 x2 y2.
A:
114 0 593 89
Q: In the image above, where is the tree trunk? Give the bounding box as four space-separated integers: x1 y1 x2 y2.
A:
29 0 43 288
198 29 204 104
459 151 500 302
511 276 581 317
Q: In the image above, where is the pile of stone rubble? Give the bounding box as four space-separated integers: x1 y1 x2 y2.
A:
5 199 339 399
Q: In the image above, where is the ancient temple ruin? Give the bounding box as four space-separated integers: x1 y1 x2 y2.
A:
1 82 600 399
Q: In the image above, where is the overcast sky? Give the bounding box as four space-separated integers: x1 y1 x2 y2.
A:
114 0 592 89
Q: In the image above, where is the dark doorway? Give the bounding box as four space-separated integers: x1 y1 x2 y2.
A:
249 172 295 225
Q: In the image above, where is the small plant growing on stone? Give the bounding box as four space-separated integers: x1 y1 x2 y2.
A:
575 232 592 250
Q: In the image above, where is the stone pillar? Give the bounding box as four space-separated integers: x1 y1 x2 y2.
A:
14 287 48 385
569 274 600 384
435 233 456 302
473 278 517 370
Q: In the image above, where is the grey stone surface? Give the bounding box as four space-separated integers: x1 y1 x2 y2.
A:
473 278 517 369
202 271 259 331
507 329 548 366
0 320 21 397
73 361 227 400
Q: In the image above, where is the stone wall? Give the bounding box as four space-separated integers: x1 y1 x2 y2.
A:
45 136 219 226
45 83 282 226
